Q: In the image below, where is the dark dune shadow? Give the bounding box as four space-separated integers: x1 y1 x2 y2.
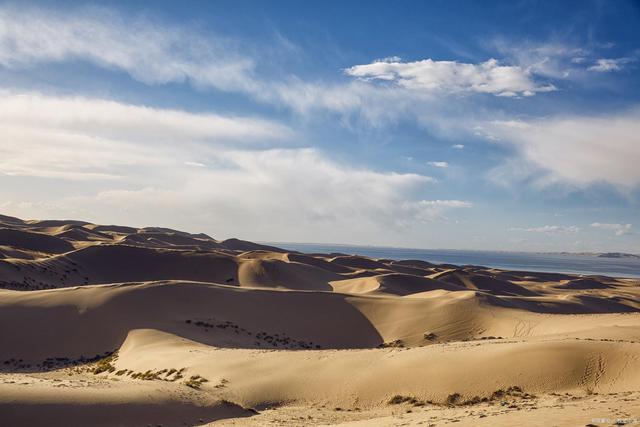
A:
0 282 384 372
483 293 639 314
375 274 465 295
495 270 577 282
329 255 390 270
389 259 436 269
286 253 353 274
0 399 254 427
64 245 240 285
574 295 639 313
436 271 539 296
0 228 74 254
561 278 613 290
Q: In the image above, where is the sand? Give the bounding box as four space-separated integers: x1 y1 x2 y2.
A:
1 214 639 426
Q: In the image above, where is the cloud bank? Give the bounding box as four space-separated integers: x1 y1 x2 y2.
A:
590 223 633 236
0 91 469 242
0 91 291 179
483 109 640 189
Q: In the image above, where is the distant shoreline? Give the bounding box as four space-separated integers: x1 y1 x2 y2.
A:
265 241 640 259
269 242 640 278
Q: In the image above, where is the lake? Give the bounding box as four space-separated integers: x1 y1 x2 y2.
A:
271 243 640 279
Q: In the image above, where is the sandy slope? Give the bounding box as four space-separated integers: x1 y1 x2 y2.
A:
1 214 639 426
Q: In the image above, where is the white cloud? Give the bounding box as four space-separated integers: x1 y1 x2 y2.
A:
33 149 451 242
452 144 465 150
590 223 633 236
0 90 457 243
401 200 472 223
416 200 472 208
510 225 580 235
589 58 633 72
0 6 566 132
427 161 449 168
0 91 290 144
490 39 638 82
0 91 291 179
0 6 257 93
0 6 435 125
345 58 556 97
482 109 640 188
490 39 589 80
184 161 206 168
0 6 413 124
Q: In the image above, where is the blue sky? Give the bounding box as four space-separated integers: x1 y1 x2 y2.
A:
0 0 639 252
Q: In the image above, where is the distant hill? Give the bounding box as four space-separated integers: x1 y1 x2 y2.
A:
597 252 640 259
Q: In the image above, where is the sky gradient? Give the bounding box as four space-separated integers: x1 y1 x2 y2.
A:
0 0 639 252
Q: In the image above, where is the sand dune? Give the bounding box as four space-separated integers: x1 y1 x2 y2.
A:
0 228 75 254
330 273 465 295
1 215 639 426
0 378 253 427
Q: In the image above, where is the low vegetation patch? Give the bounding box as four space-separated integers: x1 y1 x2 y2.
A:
131 370 161 380
446 393 462 406
460 335 506 342
388 386 534 408
185 374 209 389
125 367 185 382
185 318 322 349
378 339 405 348
446 386 534 406
92 352 118 374
388 395 425 406
424 332 438 341
0 350 117 373
214 378 229 389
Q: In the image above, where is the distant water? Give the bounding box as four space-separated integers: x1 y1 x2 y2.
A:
271 243 640 279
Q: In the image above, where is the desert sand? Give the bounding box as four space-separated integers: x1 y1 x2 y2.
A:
1 213 639 426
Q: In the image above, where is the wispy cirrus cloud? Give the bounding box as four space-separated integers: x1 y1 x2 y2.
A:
509 225 580 235
590 223 633 236
489 39 590 80
0 6 257 92
0 5 562 126
0 91 291 144
481 109 640 189
0 91 291 179
490 38 638 84
589 58 635 72
401 200 472 224
0 6 436 127
427 161 449 168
